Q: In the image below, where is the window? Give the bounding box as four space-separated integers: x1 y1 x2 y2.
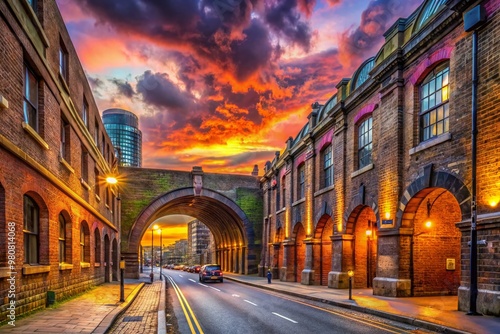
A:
94 168 100 199
358 117 372 169
281 179 286 208
60 117 70 161
27 0 37 11
94 229 101 263
323 145 333 187
81 146 89 183
94 120 99 146
82 98 89 127
23 195 39 264
59 214 66 263
23 64 38 131
59 42 69 82
420 63 449 141
298 165 305 199
80 222 90 262
275 179 280 212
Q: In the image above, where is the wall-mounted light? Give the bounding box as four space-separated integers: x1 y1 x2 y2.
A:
366 220 373 237
488 197 499 208
385 212 391 219
424 198 433 228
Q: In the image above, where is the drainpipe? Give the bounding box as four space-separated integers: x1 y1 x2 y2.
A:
463 4 486 316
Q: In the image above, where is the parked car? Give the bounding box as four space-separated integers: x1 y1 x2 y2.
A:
199 264 223 283
193 265 201 273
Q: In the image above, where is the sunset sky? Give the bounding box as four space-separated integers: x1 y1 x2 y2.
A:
56 0 423 176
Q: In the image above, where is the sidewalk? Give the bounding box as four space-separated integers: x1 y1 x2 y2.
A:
0 273 154 334
224 273 500 334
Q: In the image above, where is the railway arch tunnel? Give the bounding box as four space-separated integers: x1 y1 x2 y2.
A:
118 166 263 278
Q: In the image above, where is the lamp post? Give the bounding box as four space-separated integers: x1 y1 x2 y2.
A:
347 270 354 300
155 226 163 281
151 227 154 281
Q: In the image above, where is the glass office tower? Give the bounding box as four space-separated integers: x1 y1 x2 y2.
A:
102 108 142 167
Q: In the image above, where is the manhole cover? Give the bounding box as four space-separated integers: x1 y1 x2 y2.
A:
123 316 143 322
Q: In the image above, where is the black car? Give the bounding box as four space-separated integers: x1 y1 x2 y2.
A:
199 264 223 283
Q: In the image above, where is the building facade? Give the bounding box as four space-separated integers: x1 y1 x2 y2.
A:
102 108 142 168
187 219 212 265
261 0 500 315
0 0 120 320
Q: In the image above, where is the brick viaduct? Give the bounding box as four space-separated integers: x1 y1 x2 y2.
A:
118 166 263 278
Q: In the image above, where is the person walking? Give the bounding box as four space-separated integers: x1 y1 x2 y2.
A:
267 269 272 284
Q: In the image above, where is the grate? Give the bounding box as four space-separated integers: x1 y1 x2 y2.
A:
123 316 143 322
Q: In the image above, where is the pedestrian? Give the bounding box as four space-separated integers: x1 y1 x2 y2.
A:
267 269 272 284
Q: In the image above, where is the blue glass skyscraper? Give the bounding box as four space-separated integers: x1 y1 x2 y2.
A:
103 108 142 167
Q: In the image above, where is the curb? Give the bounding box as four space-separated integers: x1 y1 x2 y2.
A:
158 275 166 334
225 277 471 334
92 282 145 334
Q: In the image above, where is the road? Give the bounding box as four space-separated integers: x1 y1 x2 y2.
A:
164 269 435 334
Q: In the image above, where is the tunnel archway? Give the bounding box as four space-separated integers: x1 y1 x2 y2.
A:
124 187 257 277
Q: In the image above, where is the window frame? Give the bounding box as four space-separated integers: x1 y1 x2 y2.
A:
358 117 373 169
419 63 450 142
323 145 333 188
59 42 69 82
23 195 39 265
298 164 305 199
58 213 66 263
23 64 39 132
60 117 70 161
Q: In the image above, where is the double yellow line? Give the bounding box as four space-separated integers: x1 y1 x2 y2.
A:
166 275 204 334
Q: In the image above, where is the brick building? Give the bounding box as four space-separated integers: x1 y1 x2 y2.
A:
261 0 499 315
0 0 120 320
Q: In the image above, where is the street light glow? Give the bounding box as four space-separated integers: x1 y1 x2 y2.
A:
106 176 118 184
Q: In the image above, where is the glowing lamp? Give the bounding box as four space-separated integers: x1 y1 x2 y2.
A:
366 229 372 237
106 176 118 184
347 270 354 277
385 212 391 219
424 221 432 229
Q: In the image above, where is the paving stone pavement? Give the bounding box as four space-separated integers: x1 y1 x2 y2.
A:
107 280 162 334
0 282 142 334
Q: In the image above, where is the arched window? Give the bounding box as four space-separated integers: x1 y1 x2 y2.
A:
322 145 333 188
94 228 101 263
24 195 39 264
59 213 66 263
358 117 373 169
419 63 449 141
298 164 305 199
80 222 90 262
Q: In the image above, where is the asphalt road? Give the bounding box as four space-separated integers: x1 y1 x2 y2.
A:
164 269 434 334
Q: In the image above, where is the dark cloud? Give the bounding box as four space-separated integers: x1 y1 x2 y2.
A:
136 70 195 110
110 78 134 98
338 0 421 69
87 75 104 89
264 0 313 51
78 0 313 83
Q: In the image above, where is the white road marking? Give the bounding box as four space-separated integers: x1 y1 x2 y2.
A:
272 312 298 324
244 300 257 306
179 275 183 278
189 279 196 283
199 283 209 287
232 294 240 297
209 286 221 291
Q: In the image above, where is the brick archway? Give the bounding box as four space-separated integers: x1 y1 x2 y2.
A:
123 187 257 278
395 169 471 227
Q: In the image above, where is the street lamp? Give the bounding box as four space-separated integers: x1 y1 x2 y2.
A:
348 270 354 300
151 226 155 281
154 225 163 281
105 175 123 301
